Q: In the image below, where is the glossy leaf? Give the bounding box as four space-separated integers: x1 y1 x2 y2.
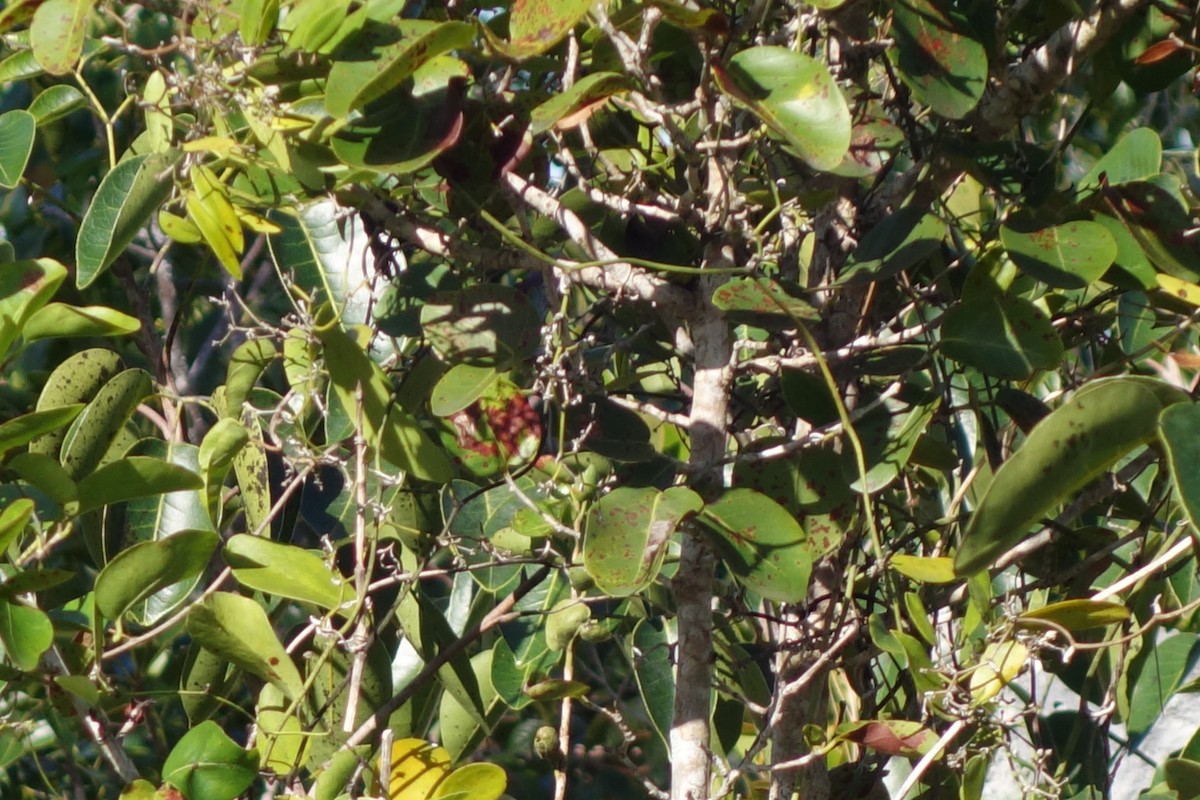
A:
22 303 140 341
186 592 305 700
1000 221 1118 288
77 456 204 513
1019 599 1131 631
530 72 629 134
0 499 34 553
326 21 473 116
891 0 987 119
487 0 593 60
955 380 1170 575
60 368 153 480
583 486 701 596
224 534 352 610
268 201 382 327
186 166 244 278
162 720 258 800
632 618 675 751
438 649 502 762
431 762 507 800
941 294 1063 379
0 598 53 671
1127 633 1199 737
698 488 812 603
0 405 82 459
198 417 248 521
1160 402 1200 534
1079 127 1161 194
0 110 35 189
383 738 451 798
8 452 77 506
430 363 499 417
27 84 85 124
714 46 851 171
0 258 67 356
76 151 181 288
29 0 89 75
255 683 308 774
94 529 218 621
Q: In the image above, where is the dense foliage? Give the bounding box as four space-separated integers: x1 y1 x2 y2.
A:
1 0 1200 799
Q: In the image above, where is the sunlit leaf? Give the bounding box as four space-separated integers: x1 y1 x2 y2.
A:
713 46 851 171
0 110 35 189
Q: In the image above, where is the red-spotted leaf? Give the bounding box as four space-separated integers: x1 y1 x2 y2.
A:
714 46 851 171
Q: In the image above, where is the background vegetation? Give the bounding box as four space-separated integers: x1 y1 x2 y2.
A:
0 0 1199 798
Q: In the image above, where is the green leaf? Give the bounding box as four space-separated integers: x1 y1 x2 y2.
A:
0 499 35 553
232 415 271 536
329 56 468 176
94 530 219 621
1000 222 1118 289
268 201 382 327
486 0 593 60
162 720 259 800
255 683 308 774
430 363 499 417
955 380 1171 575
224 534 353 610
713 46 851 171
889 555 957 584
0 405 82 459
0 598 53 671
1159 402 1200 533
282 0 350 52
198 418 248 523
180 644 237 724
28 347 121 457
839 207 946 284
186 592 305 700
22 303 140 340
1127 633 1199 737
632 618 675 751
29 0 89 75
530 72 629 134
77 456 203 513
239 0 279 45
698 488 813 603
305 633 394 767
438 649 502 762
851 399 939 494
186 167 244 278
27 84 85 125
76 150 181 288
1018 599 1131 632
1165 758 1200 800
8 452 77 506
891 0 987 119
222 338 277 418
60 368 153 480
326 21 474 116
0 110 35 189
318 324 452 482
1079 128 1161 195
0 258 67 356
432 763 507 800
710 277 819 325
0 50 45 84
420 284 540 369
583 486 701 596
941 294 1063 379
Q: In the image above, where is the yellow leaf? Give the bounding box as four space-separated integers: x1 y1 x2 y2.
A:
1156 273 1200 306
969 640 1028 703
1018 599 1130 631
382 738 451 800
